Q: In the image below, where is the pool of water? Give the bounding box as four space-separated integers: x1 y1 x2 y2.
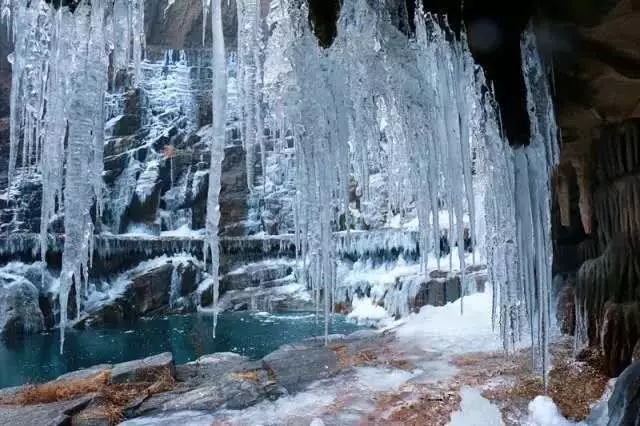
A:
0 311 365 389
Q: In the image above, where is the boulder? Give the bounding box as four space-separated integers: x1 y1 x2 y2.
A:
220 261 294 293
129 364 280 417
607 361 640 426
111 352 175 384
126 263 173 316
262 344 340 393
0 272 44 337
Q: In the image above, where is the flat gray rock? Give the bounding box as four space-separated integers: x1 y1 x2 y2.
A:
130 369 275 417
262 345 340 393
112 352 174 384
0 395 93 426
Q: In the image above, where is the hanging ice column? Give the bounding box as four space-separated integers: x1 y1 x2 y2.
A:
7 0 144 352
478 28 559 388
203 0 227 338
236 0 264 191
269 0 558 375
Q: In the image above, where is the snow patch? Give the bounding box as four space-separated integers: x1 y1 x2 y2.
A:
395 286 506 355
449 386 504 425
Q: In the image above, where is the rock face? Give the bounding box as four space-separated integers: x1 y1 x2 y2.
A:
607 361 640 426
600 302 640 377
0 272 44 337
81 256 206 327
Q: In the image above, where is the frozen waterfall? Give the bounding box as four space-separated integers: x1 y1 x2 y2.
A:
264 0 558 384
6 0 144 352
4 0 559 385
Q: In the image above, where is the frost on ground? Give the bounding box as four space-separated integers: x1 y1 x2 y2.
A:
395 286 505 355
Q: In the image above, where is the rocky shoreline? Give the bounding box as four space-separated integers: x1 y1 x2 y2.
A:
0 329 383 425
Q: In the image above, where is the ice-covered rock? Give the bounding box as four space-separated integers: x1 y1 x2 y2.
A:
0 272 44 337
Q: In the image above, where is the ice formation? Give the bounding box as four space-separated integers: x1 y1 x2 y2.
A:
5 0 559 383
6 0 144 351
203 0 227 338
263 0 558 382
236 0 263 191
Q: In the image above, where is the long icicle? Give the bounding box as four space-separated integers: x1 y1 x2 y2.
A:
204 0 227 338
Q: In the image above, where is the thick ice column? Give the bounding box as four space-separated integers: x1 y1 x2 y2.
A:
203 0 227 338
236 0 262 191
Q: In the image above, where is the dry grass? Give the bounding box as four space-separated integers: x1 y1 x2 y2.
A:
1 367 176 425
487 355 608 420
329 343 379 368
7 371 111 405
230 370 260 383
364 388 462 426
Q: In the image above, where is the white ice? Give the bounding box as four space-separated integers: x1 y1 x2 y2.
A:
449 386 504 426
395 286 506 355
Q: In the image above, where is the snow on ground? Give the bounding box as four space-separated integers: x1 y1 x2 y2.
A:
355 366 414 392
394 286 505 355
525 396 577 426
449 386 504 425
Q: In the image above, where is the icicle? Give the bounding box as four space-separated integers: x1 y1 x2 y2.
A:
204 0 227 338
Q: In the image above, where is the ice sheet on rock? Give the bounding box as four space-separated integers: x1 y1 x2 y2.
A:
449 386 504 426
355 366 414 392
119 411 216 426
525 396 577 426
214 384 337 425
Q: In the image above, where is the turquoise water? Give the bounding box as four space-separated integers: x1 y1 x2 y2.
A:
0 312 365 389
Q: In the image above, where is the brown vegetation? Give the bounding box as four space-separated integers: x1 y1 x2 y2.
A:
0 367 175 425
230 370 261 383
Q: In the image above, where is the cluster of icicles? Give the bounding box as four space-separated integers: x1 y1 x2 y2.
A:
2 0 226 349
3 0 145 351
4 0 559 387
264 0 559 386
